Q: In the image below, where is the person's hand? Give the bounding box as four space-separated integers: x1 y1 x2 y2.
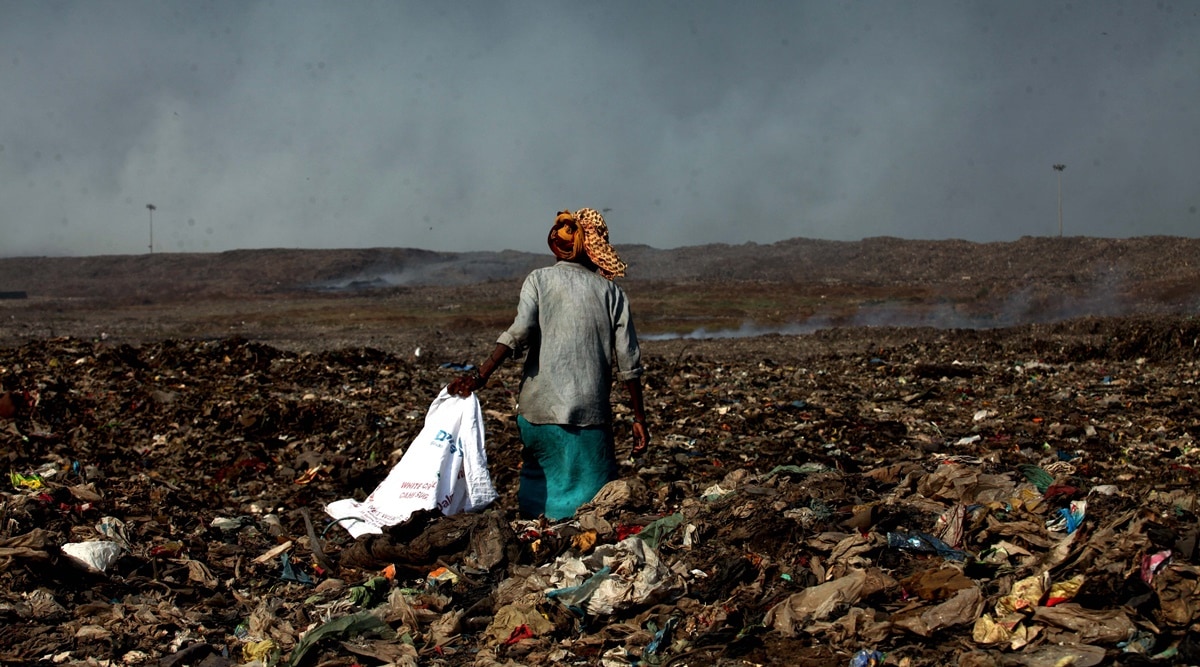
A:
631 420 650 455
447 372 482 397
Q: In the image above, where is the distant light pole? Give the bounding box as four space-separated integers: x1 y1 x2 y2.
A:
146 203 157 253
1053 164 1066 237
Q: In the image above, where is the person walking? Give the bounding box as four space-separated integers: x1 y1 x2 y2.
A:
448 208 649 520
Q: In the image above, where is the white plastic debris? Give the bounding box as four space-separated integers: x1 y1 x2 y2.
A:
61 541 123 574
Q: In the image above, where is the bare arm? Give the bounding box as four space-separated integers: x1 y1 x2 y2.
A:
625 377 650 454
447 343 512 397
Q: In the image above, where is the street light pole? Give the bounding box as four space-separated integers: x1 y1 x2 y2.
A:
146 203 157 254
1052 164 1066 237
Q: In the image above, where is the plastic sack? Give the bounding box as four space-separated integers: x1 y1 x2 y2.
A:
326 388 498 538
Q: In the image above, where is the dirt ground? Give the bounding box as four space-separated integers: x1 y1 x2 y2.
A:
2 253 1200 665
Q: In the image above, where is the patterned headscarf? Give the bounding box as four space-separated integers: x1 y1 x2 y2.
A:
547 208 627 280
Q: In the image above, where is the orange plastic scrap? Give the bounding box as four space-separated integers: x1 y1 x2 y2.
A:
427 566 459 587
571 529 598 553
293 466 322 485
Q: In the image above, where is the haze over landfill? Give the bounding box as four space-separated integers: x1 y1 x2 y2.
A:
1 1 1197 258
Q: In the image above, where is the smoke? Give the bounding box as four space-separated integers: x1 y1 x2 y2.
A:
645 265 1154 340
313 253 552 290
641 321 828 341
1 2 1198 257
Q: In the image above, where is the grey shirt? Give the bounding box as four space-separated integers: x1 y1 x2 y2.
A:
497 261 643 427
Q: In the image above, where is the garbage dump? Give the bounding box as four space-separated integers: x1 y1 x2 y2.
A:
1 315 1199 666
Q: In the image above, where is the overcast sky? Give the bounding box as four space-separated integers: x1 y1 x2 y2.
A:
1 1 1196 257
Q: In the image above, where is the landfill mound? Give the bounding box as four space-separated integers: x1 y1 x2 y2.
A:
2 314 1200 666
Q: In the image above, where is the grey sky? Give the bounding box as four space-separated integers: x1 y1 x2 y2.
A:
1 1 1196 257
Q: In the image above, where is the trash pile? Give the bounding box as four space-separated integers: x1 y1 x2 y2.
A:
2 315 1200 666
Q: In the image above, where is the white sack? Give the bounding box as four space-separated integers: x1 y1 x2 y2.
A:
326 388 497 538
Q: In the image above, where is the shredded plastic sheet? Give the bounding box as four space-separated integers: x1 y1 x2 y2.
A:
545 536 685 617
886 531 967 561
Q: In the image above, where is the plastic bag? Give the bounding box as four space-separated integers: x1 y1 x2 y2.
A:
61 540 123 574
326 388 498 538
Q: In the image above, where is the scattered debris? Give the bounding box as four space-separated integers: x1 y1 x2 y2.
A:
2 315 1200 665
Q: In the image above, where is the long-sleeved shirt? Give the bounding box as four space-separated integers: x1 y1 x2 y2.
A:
497 261 643 426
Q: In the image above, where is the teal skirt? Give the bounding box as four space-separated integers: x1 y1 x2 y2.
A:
517 416 618 520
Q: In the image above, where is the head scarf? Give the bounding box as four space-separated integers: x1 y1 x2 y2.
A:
548 210 586 263
547 208 627 280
